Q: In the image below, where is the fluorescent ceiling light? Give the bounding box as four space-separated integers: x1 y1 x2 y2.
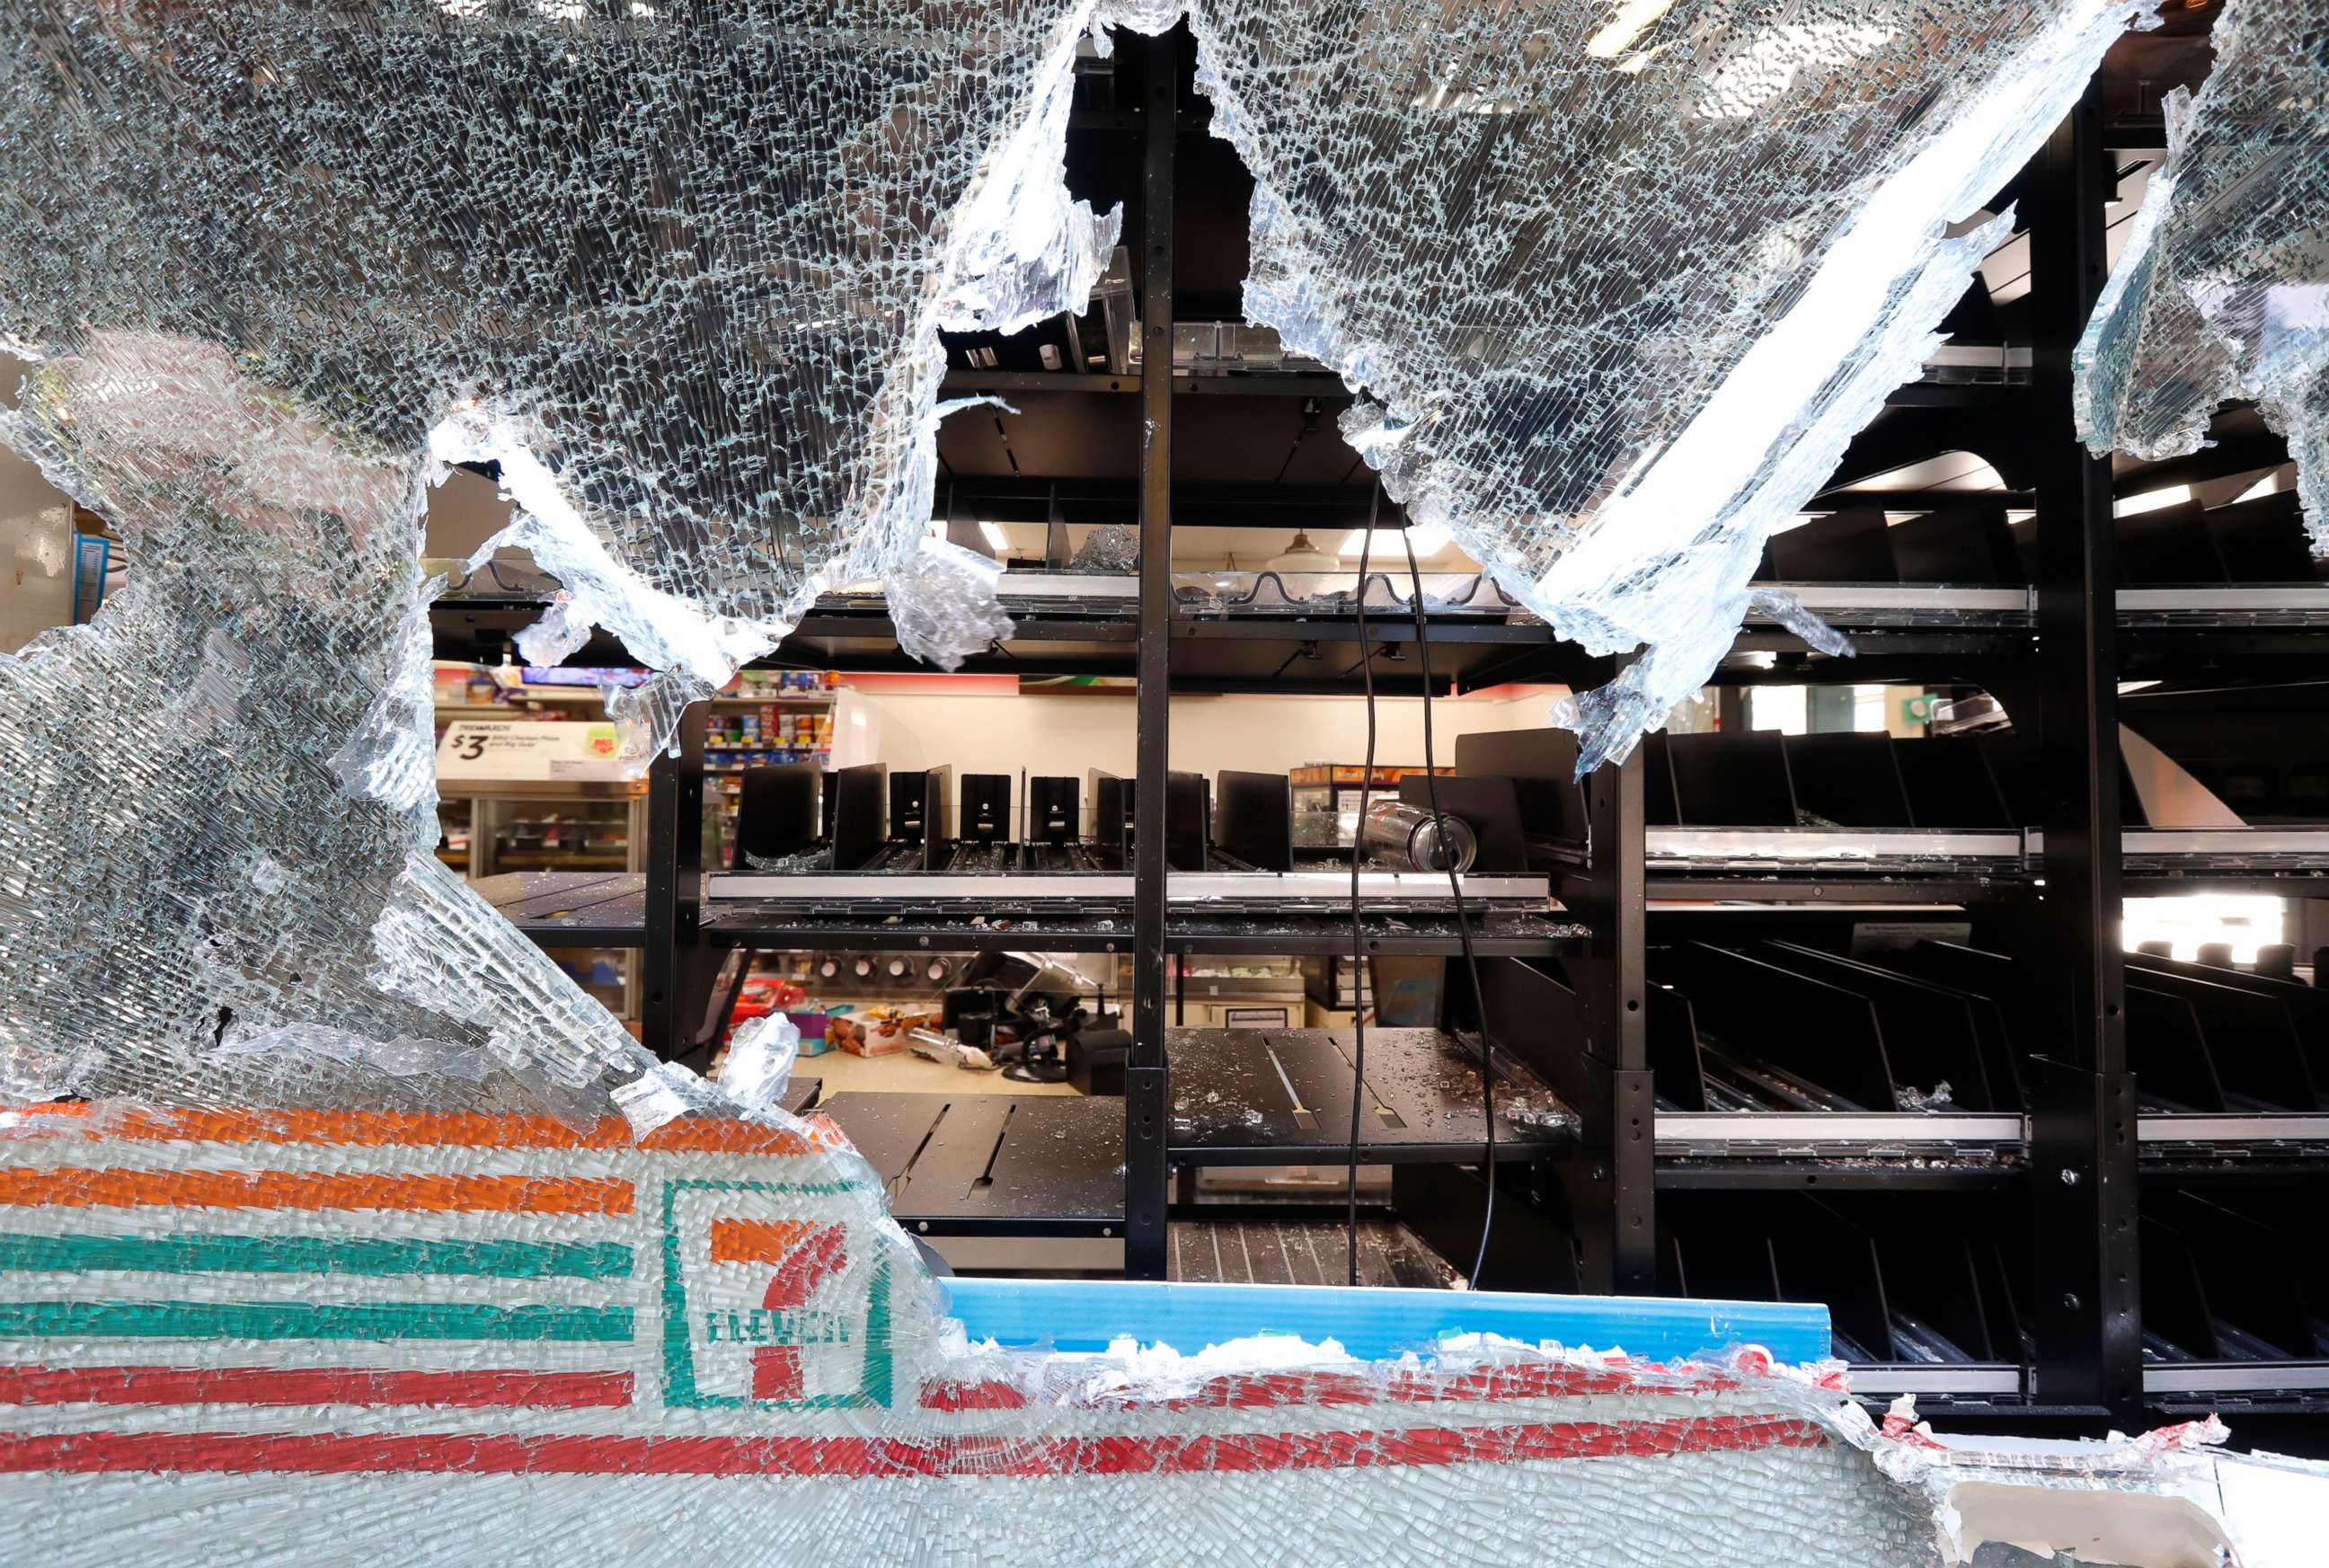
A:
979 520 1011 552
1585 0 1678 58
2113 484 2190 518
2232 470 2287 504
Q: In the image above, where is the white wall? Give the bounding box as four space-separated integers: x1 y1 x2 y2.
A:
831 682 1565 784
0 444 79 653
1168 689 1563 776
422 467 518 561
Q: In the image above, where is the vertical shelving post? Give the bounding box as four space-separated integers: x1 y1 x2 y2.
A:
642 700 709 1060
1568 725 1656 1293
1124 27 1179 1281
2025 83 2142 1425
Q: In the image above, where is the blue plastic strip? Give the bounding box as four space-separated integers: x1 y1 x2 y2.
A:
942 1279 1830 1367
70 535 109 625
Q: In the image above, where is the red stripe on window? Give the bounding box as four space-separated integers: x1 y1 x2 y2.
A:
0 1367 632 1410
919 1379 1029 1412
749 1348 802 1403
0 1414 1825 1478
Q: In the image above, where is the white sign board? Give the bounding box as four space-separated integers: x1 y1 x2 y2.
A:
434 720 639 783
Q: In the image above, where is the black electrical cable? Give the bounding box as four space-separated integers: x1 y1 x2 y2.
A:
1344 492 1382 1289
1399 530 1498 1289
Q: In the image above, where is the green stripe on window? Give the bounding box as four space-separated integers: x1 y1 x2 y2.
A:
0 1233 631 1280
0 1301 633 1342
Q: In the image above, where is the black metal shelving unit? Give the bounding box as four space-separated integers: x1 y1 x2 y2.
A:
1600 89 2329 1432
429 33 2329 1440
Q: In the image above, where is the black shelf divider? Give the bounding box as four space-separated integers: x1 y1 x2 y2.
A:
1549 706 1656 1293
2023 82 2142 1428
641 702 706 1059
1122 28 1177 1283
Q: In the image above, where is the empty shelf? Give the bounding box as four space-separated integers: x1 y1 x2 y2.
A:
1167 1027 1577 1165
815 1093 1126 1236
1169 1218 1457 1289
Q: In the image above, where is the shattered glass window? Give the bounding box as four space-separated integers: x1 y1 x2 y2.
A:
4 0 1117 690
0 0 1120 1112
4 3 2163 778
1187 0 2151 764
2076 0 2329 553
0 1 2325 1557
0 0 2151 1111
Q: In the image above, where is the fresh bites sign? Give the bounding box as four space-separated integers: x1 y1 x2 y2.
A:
660 1180 891 1410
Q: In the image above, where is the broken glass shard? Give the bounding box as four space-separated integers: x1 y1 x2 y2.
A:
2076 0 2329 552
1181 0 2152 766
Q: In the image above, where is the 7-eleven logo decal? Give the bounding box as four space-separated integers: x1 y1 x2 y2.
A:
710 1219 847 1401
660 1180 891 1410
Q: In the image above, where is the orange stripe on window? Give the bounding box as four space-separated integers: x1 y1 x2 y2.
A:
0 1168 631 1216
707 1218 815 1265
0 1105 836 1157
